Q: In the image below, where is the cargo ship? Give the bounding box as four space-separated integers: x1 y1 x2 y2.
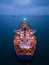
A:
14 18 37 60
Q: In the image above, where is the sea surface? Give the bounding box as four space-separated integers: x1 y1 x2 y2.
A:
0 15 49 65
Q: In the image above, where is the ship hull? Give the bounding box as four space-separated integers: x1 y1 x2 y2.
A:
14 21 37 60
17 55 33 60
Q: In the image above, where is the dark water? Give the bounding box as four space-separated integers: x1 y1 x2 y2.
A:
0 15 49 65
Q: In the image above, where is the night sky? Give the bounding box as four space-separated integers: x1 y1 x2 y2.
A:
0 0 49 15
